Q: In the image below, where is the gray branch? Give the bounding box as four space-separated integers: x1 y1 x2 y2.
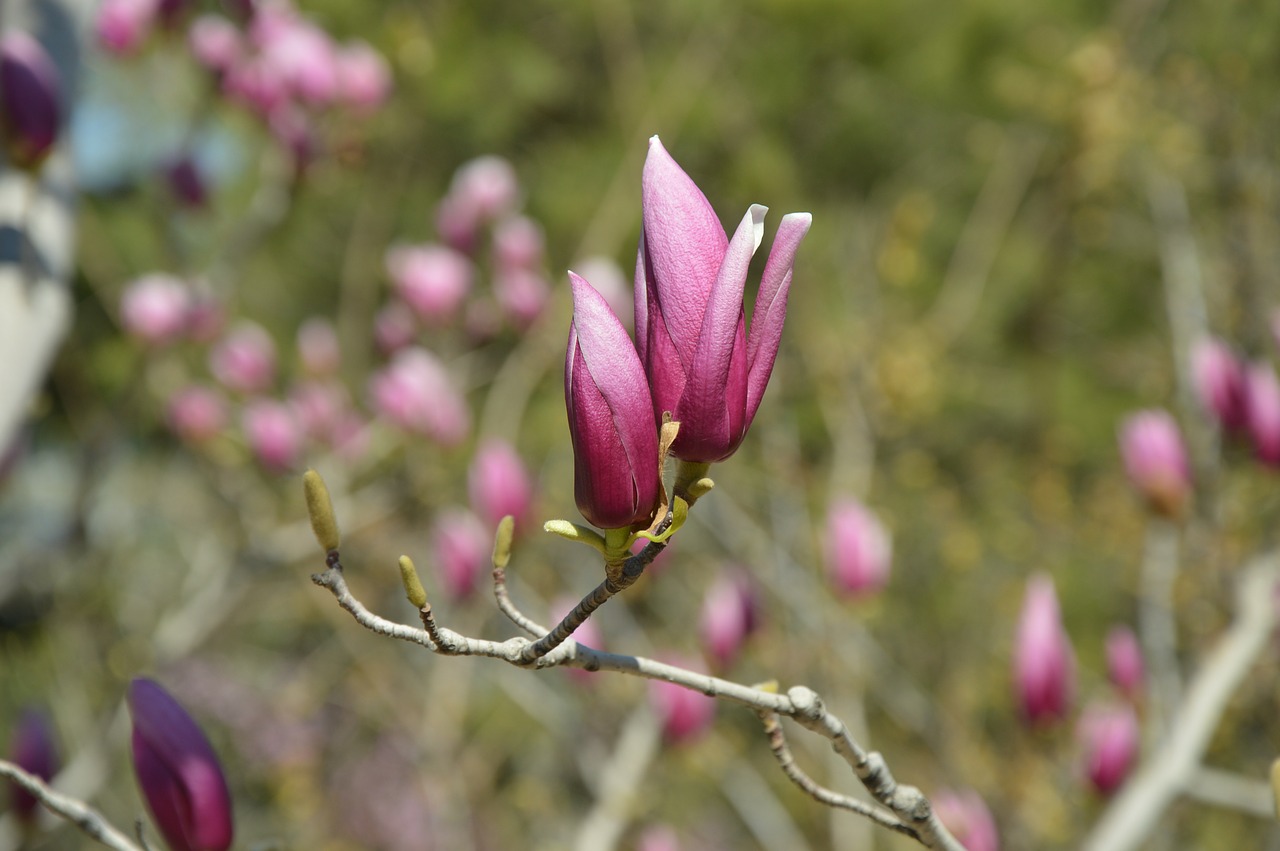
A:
0 761 142 851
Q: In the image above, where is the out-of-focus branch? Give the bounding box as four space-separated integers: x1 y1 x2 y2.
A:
1184 767 1275 819
573 705 662 851
1138 518 1182 744
1083 554 1280 851
310 554 965 850
0 761 142 851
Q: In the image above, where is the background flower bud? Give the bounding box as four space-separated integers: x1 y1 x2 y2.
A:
932 789 999 851
698 567 761 670
1105 625 1144 701
167 385 229 444
432 508 490 600
1118 409 1190 518
647 658 716 744
825 498 891 598
241 399 301 471
96 0 158 55
0 32 63 171
210 321 277 394
385 244 473 323
1013 573 1076 725
296 317 341 376
1245 361 1280 466
120 274 193 346
468 438 533 531
8 707 59 826
127 678 234 851
335 40 392 111
367 347 469 445
1078 701 1139 796
1191 337 1247 432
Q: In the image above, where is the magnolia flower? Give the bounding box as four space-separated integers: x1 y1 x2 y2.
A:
95 0 157 56
698 567 761 670
648 658 716 744
0 32 63 171
1105 625 1144 701
1078 701 1140 796
1190 337 1247 432
296 317 341 376
128 678 234 851
210 321 277 394
385 244 473 323
241 399 301 471
8 708 58 826
635 136 811 462
468 438 533 530
335 40 392 111
1118 410 1190 518
188 14 242 74
432 508 490 600
825 498 892 598
167 385 228 444
1245 361 1280 466
367 346 469 445
1013 573 1076 725
120 274 193 345
565 272 661 530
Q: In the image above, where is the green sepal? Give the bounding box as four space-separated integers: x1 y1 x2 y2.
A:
544 519 608 555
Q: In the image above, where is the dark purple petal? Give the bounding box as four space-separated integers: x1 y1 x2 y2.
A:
8 708 58 823
0 32 62 170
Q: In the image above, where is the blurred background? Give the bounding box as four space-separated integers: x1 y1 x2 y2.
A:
2 0 1279 848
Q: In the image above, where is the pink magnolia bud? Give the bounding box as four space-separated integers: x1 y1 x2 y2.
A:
1118 409 1191 518
8 708 59 826
565 272 661 531
95 0 158 55
210 321 277 394
167 385 229 444
1245 361 1280 466
385 244 473 323
636 825 682 851
165 156 208 208
432 508 489 600
120 274 193 345
241 398 301 471
0 32 63 171
260 19 338 105
296 317 340 376
1105 625 1144 701
223 54 289 115
188 14 242 73
699 567 761 670
648 659 716 744
1013 573 1076 725
449 155 519 222
932 789 999 851
493 215 544 270
825 498 891 598
373 301 417 355
1191 337 1247 432
368 347 470 445
468 438 533 531
637 136 812 462
1078 701 1139 796
288 380 348 441
335 40 391 112
495 267 550 329
127 678 234 851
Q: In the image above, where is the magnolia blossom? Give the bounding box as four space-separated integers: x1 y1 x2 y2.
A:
932 789 999 851
95 0 157 55
493 215 545 270
8 708 58 826
1078 702 1140 796
0 32 63 171
120 274 192 345
436 156 520 251
167 385 229 444
635 136 811 462
636 825 682 851
385 244 473 323
648 659 716 744
699 567 761 670
127 678 234 851
296 317 341 376
188 14 242 73
1105 625 1144 701
1013 573 1076 725
1190 337 1247 432
495 267 550 329
368 347 469 445
241 399 301 471
564 272 660 530
1118 409 1191 518
1244 361 1280 466
210 321 277 394
432 509 490 600
468 438 533 530
825 498 892 598
335 40 392 111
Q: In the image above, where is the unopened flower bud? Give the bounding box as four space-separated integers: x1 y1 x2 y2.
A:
367 347 469 446
468 439 533 531
698 567 760 670
1078 701 1139 796
1105 625 1144 701
1245 361 1280 467
1014 573 1076 725
932 789 999 851
385 244 473 323
432 508 489 600
210 321 277 394
8 708 58 826
167 385 228 444
120 274 193 346
648 659 715 744
1118 409 1190 518
0 32 63 171
1191 337 1247 432
825 498 891 598
241 398 301 471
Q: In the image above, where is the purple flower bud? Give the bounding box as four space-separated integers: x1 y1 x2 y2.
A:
1245 361 1280 467
241 398 301 471
164 156 207 208
127 678 234 851
699 567 761 670
8 708 58 825
120 274 193 346
1013 573 1076 725
436 156 520 251
0 32 63 171
167 385 228 444
95 0 159 54
825 498 891 598
565 272 661 531
210 321 277 394
1191 337 1247 432
432 508 489 600
1077 701 1139 796
468 438 533 531
296 317 341 376
647 658 716 744
335 40 391 112
385 244 473 323
932 789 999 851
368 346 470 445
1105 625 1144 701
1118 409 1191 518
635 136 811 462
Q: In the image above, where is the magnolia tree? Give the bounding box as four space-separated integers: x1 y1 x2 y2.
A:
3 2 1280 850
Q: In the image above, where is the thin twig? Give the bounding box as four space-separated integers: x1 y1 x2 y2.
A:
1139 518 1183 744
0 761 142 851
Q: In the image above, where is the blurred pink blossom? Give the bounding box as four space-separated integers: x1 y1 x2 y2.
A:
96 0 157 55
468 438 533 530
1244 361 1280 466
188 14 242 73
1013 573 1076 725
210 321 277 393
932 789 999 851
241 398 301 471
1190 337 1247 432
494 268 550 328
368 347 469 445
698 567 760 670
493 215 544 270
335 40 391 111
1078 701 1139 796
636 825 682 851
167 386 229 444
436 156 519 251
648 659 716 744
825 498 891 598
373 302 417 355
288 380 348 441
260 19 338 105
120 274 192 345
186 295 226 343
432 508 489 600
1105 625 1144 701
1118 409 1190 518
223 54 289 115
296 317 340 376
385 244 473 323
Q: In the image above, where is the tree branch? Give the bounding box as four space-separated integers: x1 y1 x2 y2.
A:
0 761 142 851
